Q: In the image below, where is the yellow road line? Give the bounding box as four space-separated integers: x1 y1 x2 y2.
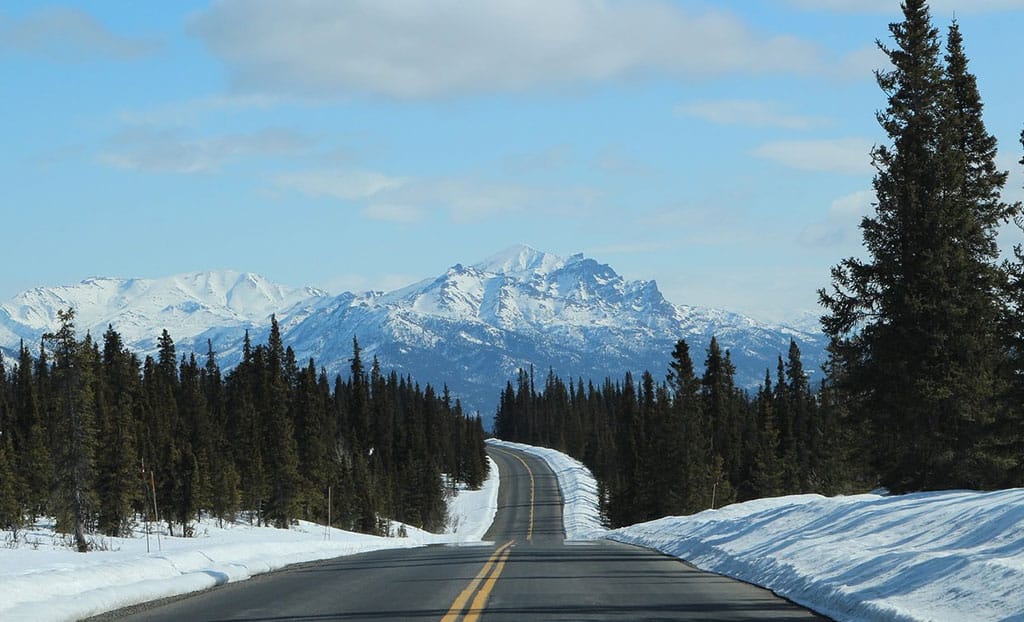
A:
440 540 515 622
462 546 513 622
495 449 535 542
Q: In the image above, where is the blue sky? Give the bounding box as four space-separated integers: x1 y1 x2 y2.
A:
2 0 1022 322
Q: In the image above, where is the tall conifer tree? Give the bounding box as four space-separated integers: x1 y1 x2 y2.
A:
820 1 1016 491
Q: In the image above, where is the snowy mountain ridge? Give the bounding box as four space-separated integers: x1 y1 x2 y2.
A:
0 246 827 417
0 270 330 358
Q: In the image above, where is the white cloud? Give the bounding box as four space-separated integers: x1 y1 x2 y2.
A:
799 189 874 247
277 167 597 223
837 45 891 79
100 127 309 174
676 100 830 130
189 0 838 99
0 7 158 61
277 170 409 201
751 138 875 175
785 0 1024 14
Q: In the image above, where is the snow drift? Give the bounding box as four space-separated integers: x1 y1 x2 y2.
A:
506 439 1024 622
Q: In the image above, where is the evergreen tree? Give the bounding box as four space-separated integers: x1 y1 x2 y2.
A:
701 338 737 506
784 340 817 491
0 432 21 532
12 342 52 520
819 1 1017 491
751 370 784 497
261 316 301 527
96 326 140 537
45 309 97 552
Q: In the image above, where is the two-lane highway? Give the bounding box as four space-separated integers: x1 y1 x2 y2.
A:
99 445 827 621
477 446 826 621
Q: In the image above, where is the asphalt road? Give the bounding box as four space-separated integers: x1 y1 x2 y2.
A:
100 445 828 621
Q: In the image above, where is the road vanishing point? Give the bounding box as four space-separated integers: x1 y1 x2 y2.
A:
99 445 828 621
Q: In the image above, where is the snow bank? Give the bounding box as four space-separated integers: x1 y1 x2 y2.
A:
0 457 499 622
495 439 1024 622
487 439 606 540
444 456 501 541
609 489 1024 621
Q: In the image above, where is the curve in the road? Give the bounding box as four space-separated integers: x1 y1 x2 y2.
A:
99 444 829 621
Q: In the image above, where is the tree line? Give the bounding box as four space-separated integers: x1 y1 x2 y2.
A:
493 338 844 527
0 309 488 551
496 1 1024 524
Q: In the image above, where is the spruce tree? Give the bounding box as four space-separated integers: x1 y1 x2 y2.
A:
96 326 140 537
819 1 1016 491
261 316 301 527
751 370 784 497
14 342 52 520
0 433 21 532
46 309 97 552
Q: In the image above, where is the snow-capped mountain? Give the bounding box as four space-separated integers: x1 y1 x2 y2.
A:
0 270 330 361
0 246 827 419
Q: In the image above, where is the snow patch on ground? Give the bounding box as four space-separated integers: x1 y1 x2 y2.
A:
0 457 499 622
498 438 1024 622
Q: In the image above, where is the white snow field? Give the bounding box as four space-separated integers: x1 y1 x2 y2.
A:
0 457 499 622
495 439 1024 622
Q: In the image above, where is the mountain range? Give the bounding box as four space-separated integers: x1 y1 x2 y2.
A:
0 245 827 420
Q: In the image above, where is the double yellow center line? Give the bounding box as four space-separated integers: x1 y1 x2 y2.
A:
491 448 535 542
442 449 537 620
440 539 515 622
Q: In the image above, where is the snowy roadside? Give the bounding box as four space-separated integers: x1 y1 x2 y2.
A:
496 439 1024 622
0 457 499 622
486 438 605 540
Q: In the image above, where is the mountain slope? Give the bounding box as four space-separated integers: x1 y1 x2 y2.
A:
0 247 827 418
278 246 827 415
0 270 330 359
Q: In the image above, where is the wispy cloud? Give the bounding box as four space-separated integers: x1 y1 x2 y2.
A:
0 7 159 61
798 189 875 247
596 148 653 176
99 127 310 174
189 0 848 99
277 170 408 201
751 138 875 175
677 99 830 130
277 167 598 223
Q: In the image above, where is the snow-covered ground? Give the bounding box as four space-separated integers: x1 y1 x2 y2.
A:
0 457 499 622
501 439 1024 622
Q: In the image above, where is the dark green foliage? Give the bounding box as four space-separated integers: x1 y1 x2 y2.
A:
819 2 1021 492
0 315 487 543
494 336 834 527
0 433 21 532
45 309 98 552
96 326 141 537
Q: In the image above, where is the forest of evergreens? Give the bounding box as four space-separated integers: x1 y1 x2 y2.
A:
493 338 846 527
496 1 1024 527
0 310 488 551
